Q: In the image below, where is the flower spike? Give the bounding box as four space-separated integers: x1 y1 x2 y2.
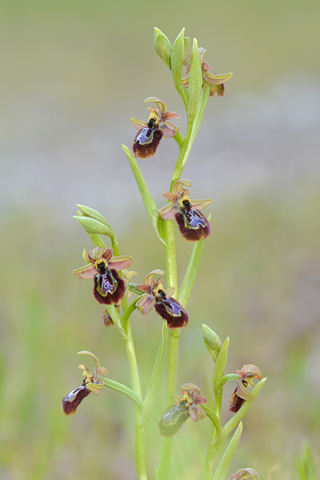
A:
158 179 212 242
131 97 179 159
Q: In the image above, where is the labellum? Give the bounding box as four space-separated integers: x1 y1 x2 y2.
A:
154 289 188 328
158 402 190 437
132 117 163 159
62 384 91 416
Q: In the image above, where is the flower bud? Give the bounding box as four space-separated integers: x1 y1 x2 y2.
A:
154 27 172 69
202 324 222 361
74 215 113 238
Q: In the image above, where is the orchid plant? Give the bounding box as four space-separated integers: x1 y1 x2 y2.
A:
62 27 266 480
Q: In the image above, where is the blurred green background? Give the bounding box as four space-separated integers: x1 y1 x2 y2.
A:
1 0 320 479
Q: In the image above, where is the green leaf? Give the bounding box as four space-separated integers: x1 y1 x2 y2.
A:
102 378 143 411
188 38 202 122
122 144 165 243
171 28 189 109
212 422 243 480
178 238 204 307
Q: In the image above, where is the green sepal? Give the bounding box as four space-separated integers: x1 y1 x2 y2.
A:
178 238 204 307
171 28 189 109
154 27 172 69
188 38 203 122
213 337 230 397
212 422 243 480
74 215 114 238
102 377 143 411
122 144 162 240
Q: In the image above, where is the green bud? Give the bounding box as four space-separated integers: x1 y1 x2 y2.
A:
74 215 114 238
77 204 113 231
154 27 172 69
202 324 222 361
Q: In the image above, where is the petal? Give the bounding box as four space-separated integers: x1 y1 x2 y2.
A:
102 249 113 262
162 191 178 203
161 111 179 122
136 293 155 314
203 71 233 86
158 203 178 220
108 255 134 271
131 117 148 131
72 263 97 279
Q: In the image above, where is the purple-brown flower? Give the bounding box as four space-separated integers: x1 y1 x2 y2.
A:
158 179 212 242
159 383 207 437
229 365 263 413
131 97 179 159
73 247 134 305
135 270 188 329
182 47 233 97
62 351 108 416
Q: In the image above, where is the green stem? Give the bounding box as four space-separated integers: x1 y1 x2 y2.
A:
123 315 147 479
158 217 179 480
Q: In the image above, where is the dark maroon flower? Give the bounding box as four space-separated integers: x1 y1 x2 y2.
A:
229 365 263 413
73 247 134 305
135 270 188 329
158 179 211 242
131 97 179 159
62 351 108 416
62 381 91 416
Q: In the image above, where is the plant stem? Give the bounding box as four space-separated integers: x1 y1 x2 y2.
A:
124 319 147 479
